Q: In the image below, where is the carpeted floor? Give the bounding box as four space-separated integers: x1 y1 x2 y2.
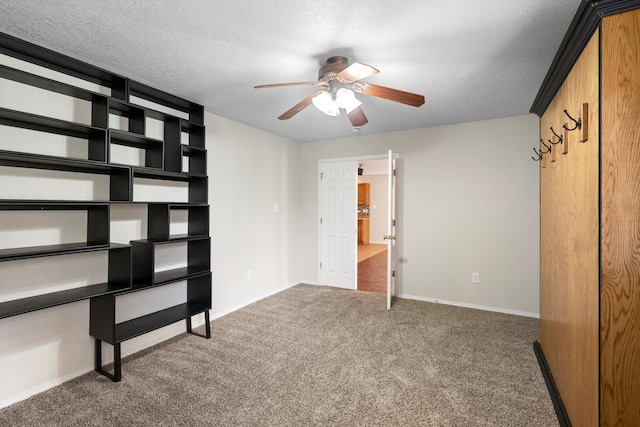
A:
0 284 558 426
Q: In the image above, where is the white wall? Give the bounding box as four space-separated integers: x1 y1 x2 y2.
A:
358 173 388 244
205 113 300 317
298 115 541 316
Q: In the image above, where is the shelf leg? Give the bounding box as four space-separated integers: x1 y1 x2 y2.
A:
204 310 211 338
95 338 102 372
186 310 211 339
113 343 121 381
94 339 122 382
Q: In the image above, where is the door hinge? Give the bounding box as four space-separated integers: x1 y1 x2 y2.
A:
393 168 397 176
320 217 323 224
393 219 396 226
392 270 396 277
320 172 324 179
320 262 322 269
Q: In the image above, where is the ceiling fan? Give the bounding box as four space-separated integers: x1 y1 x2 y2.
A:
254 56 425 127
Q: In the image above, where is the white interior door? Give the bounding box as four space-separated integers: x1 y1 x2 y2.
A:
319 161 357 289
385 150 397 310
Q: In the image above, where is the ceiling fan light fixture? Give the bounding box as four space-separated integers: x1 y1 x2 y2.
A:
335 88 361 113
312 91 340 116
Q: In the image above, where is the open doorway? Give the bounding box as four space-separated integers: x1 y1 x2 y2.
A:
318 152 396 305
356 159 388 294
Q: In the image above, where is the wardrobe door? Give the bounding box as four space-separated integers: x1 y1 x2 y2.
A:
539 30 600 427
600 9 640 426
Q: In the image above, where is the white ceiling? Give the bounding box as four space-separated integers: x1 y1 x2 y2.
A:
0 0 581 143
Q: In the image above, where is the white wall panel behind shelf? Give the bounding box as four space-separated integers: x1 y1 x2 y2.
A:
0 166 110 201
0 78 92 125
0 252 107 303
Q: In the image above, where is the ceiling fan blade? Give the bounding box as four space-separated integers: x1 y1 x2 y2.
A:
278 90 324 120
355 82 425 107
337 62 379 83
255 81 322 89
347 107 368 127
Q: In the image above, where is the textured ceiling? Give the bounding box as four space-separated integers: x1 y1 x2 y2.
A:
0 0 581 143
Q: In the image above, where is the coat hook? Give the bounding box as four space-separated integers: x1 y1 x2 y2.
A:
532 147 542 161
562 109 582 131
540 139 551 154
550 127 563 144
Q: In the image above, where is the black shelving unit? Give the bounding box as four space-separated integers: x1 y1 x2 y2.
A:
0 31 211 381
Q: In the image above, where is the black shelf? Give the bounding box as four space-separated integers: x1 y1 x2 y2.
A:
0 107 106 138
0 200 109 257
0 107 107 161
109 129 163 150
0 282 130 320
0 242 110 262
163 118 206 174
0 32 128 99
108 129 164 169
0 64 109 106
0 244 131 319
0 150 132 202
147 203 209 241
116 302 209 343
131 237 210 286
180 121 205 149
152 266 210 286
129 80 204 126
108 99 145 135
93 301 209 345
0 200 109 208
132 166 205 180
181 146 207 175
90 273 211 344
132 167 207 204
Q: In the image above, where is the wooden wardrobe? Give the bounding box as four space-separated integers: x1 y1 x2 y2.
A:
531 2 640 426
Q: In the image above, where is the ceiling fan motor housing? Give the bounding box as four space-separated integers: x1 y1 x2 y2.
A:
318 56 349 82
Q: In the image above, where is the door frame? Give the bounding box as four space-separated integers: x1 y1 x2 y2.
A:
317 152 399 289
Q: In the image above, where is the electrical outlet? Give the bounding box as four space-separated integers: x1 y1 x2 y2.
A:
247 270 253 280
472 273 480 283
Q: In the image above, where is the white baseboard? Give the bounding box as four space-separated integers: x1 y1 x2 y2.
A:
397 293 540 318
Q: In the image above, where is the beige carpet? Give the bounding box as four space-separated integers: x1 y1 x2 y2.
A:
0 284 558 426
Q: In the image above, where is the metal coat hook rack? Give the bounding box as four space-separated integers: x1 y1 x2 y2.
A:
533 103 589 163
532 147 542 161
562 109 582 131
533 139 552 163
549 127 563 145
540 139 552 154
563 103 589 142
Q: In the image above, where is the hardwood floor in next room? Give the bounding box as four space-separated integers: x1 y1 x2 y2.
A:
357 243 387 294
